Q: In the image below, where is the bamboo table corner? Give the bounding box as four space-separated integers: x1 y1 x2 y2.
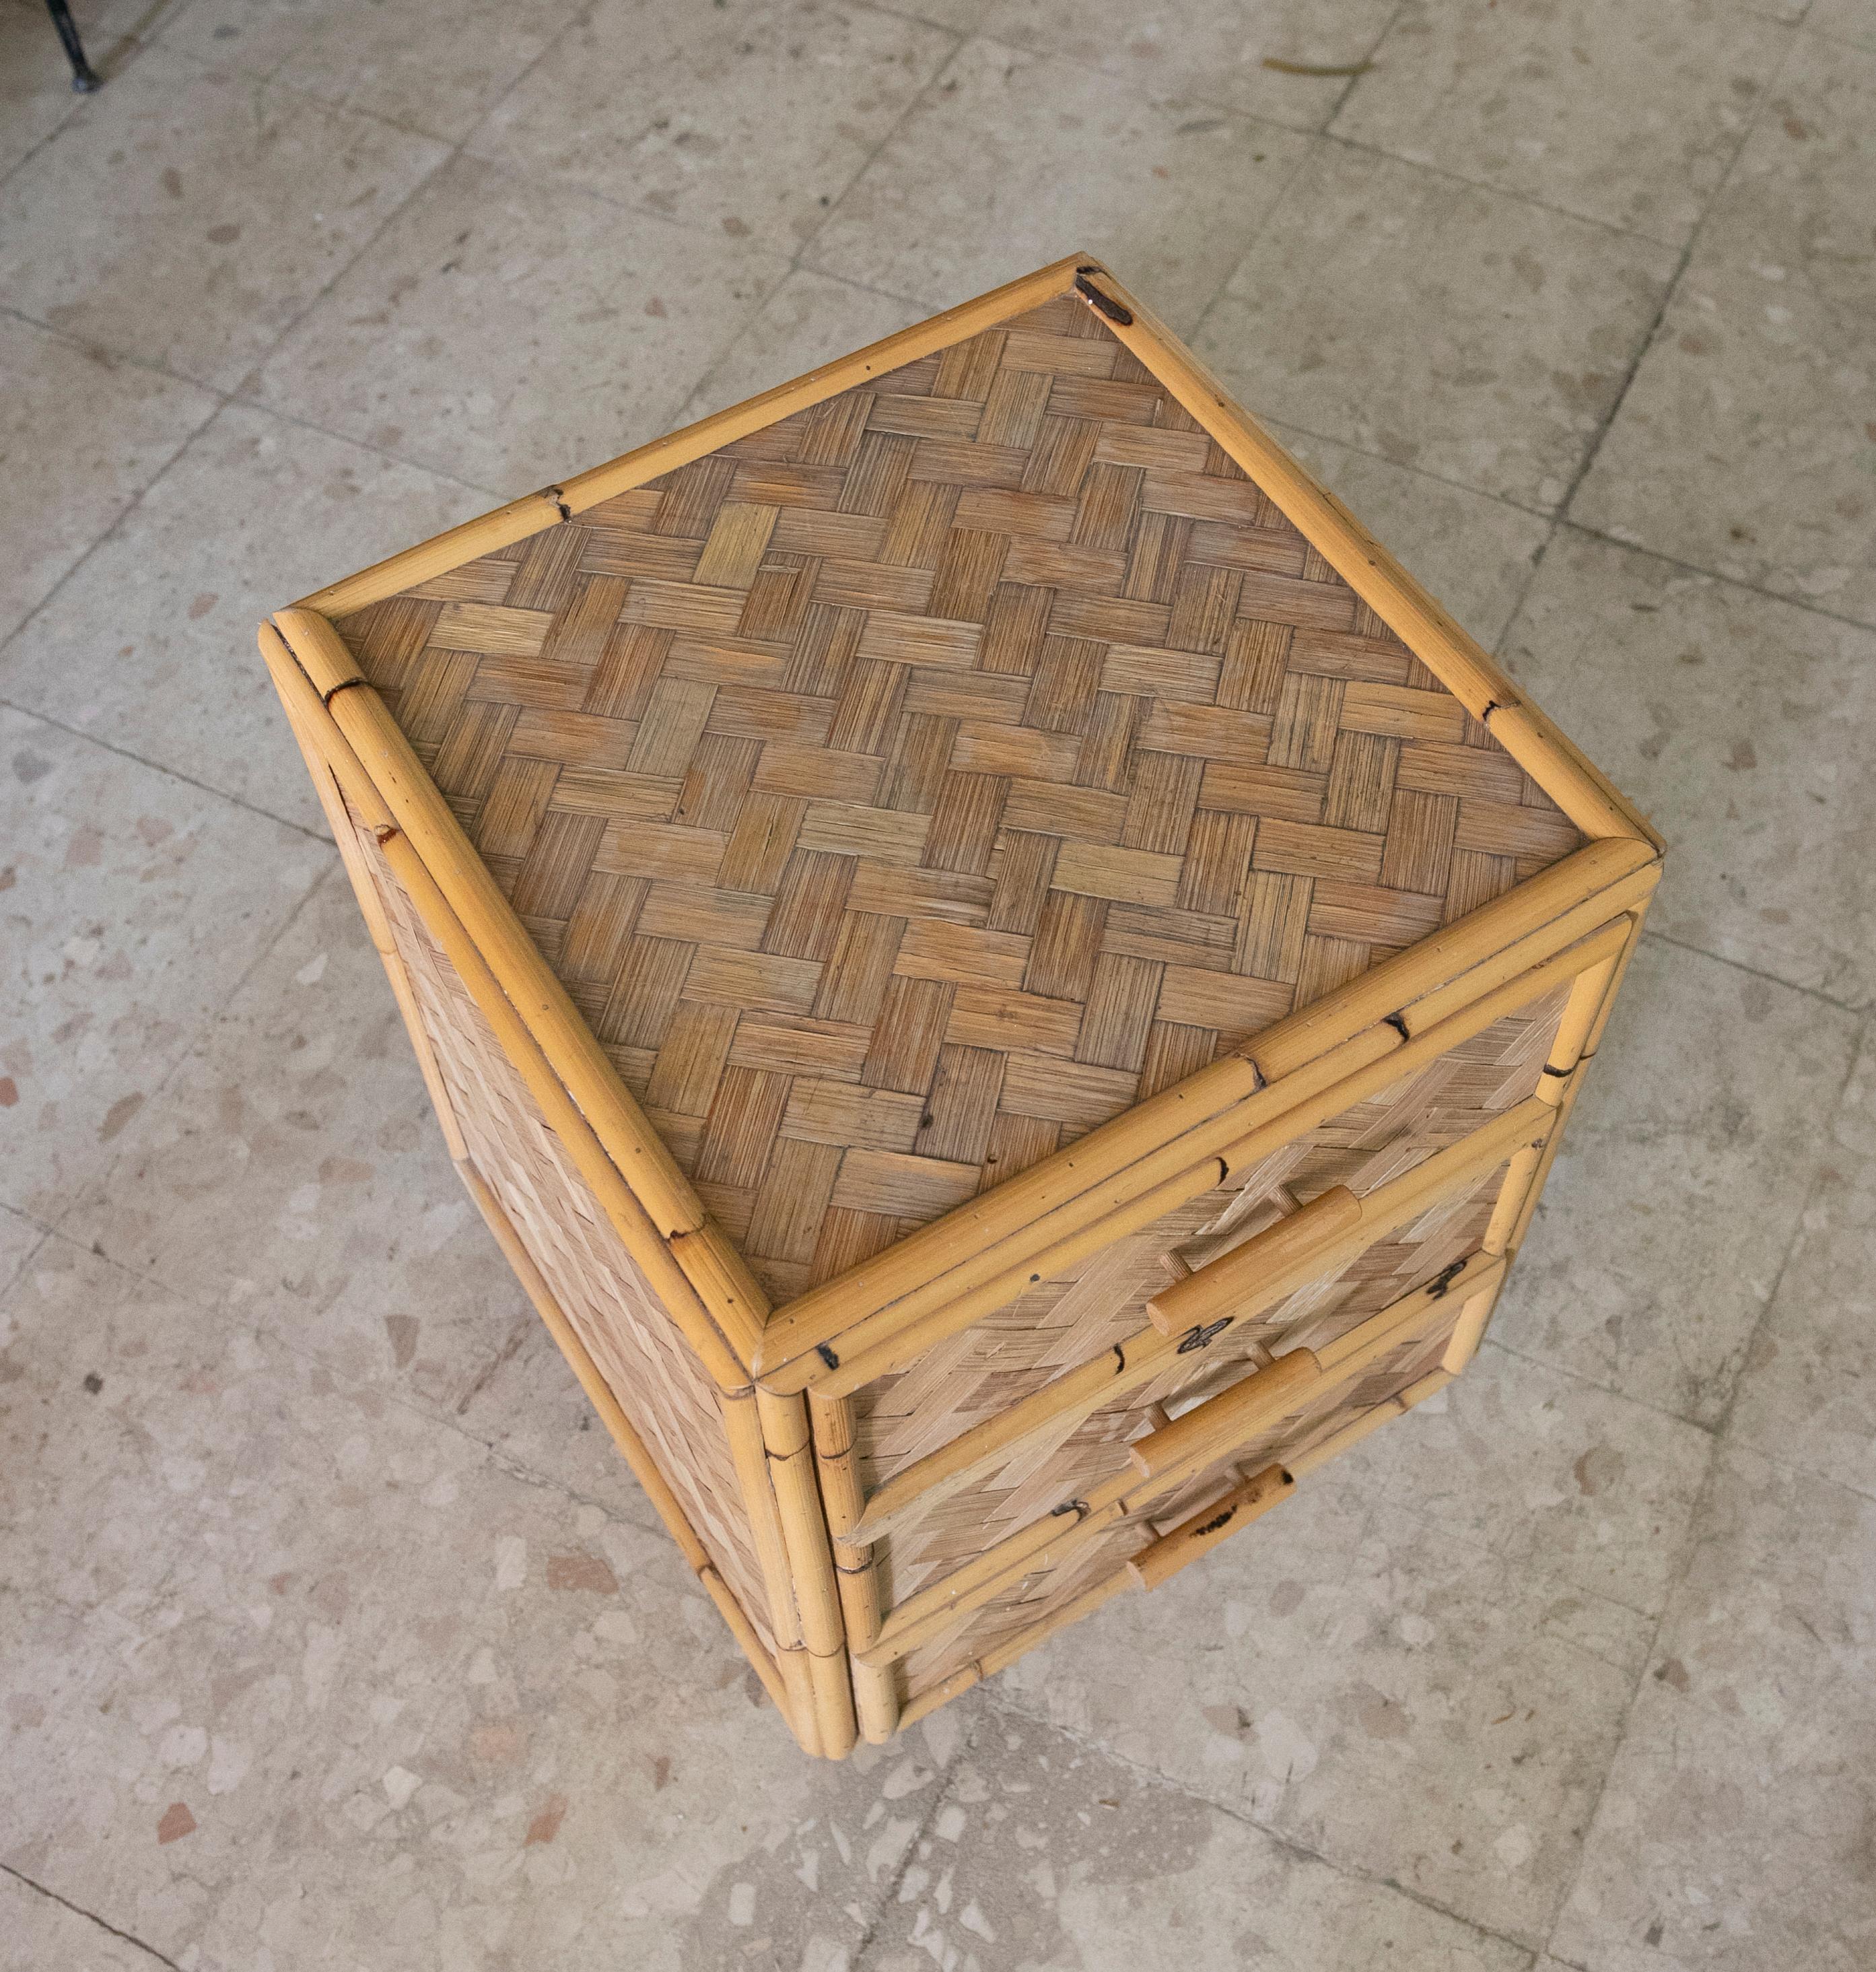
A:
256 254 1661 1758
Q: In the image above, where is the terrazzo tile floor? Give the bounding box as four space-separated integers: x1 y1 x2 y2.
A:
3 1 1872 1965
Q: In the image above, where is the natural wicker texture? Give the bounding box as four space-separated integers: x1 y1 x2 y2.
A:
330 290 1580 1314
896 1296 1461 1697
858 984 1563 1614
345 794 778 1654
260 255 1657 1757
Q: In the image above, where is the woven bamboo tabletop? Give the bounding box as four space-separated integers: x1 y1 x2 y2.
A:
331 288 1581 1311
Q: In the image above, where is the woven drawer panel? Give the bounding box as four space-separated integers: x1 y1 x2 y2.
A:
897 1292 1462 1697
329 287 1580 1313
872 1167 1502 1617
346 802 776 1654
853 979 1565 1532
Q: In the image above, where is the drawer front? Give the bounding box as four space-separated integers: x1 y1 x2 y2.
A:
854 982 1566 1629
888 1279 1467 1699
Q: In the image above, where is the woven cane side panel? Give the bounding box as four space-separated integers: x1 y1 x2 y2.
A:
897 1297 1462 1699
331 287 1583 1301
856 982 1565 1615
342 807 777 1655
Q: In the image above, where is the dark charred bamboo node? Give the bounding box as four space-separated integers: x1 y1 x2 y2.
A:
1073 271 1134 324
257 252 1657 1755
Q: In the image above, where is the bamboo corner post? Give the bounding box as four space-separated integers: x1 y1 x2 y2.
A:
254 254 1659 1755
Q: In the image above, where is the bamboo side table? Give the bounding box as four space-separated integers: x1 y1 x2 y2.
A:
258 256 1659 1757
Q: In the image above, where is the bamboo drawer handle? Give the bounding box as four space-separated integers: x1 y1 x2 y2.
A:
1128 1346 1321 1482
1145 1185 1361 1338
1128 1464 1296 1590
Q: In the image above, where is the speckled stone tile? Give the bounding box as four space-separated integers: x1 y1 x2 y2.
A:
1570 34 1876 627
0 403 489 836
1332 0 1782 245
1259 417 1551 648
61 868 572 1431
0 1867 165 1972
993 1449 1647 1948
1197 146 1679 508
0 316 215 647
466 0 956 249
58 0 193 44
0 707 329 1223
1501 532 1876 1006
1368 1342 1714 1621
967 0 1400 132
807 35 1310 333
1727 1022 1876 1497
0 48 446 392
1 1239 263 1620
864 1710 1532 1972
0 0 92 179
1808 0 1876 49
0 1242 955 1970
159 0 580 143
1494 939 1860 1426
452 1306 668 1510
0 1204 46 1300
675 268 926 427
250 155 791 493
1551 1444 1876 1971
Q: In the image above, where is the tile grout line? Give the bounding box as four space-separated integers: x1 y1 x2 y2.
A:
1638 925 1867 1018
849 1706 990 1970
872 7 1702 252
1316 120 1694 253
674 19 974 430
1533 1008 1871 1961
0 1863 185 1972
1553 517 1876 641
1531 20 1805 576
0 693 334 842
1142 0 1412 341
38 860 345 1248
978 1687 1547 1964
14 1217 678 1629
1529 1594 1677 1961
1470 1332 1723 1442
0 3 623 825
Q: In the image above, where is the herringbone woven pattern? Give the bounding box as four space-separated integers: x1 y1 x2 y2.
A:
897 1296 1463 1697
343 795 777 1655
862 985 1564 1611
332 291 1581 1307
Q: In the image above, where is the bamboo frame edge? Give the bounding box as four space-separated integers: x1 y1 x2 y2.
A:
1071 259 1662 851
453 1157 798 1727
759 852 1656 1396
291 258 1088 621
265 609 768 1376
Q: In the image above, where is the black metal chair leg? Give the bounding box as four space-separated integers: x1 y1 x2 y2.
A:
45 0 103 92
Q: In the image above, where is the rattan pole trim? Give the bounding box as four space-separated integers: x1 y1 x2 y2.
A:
1126 1462 1296 1592
787 906 1634 1400
1070 261 1659 848
295 257 1089 620
258 623 755 1389
862 1227 1515 1669
755 841 1655 1394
